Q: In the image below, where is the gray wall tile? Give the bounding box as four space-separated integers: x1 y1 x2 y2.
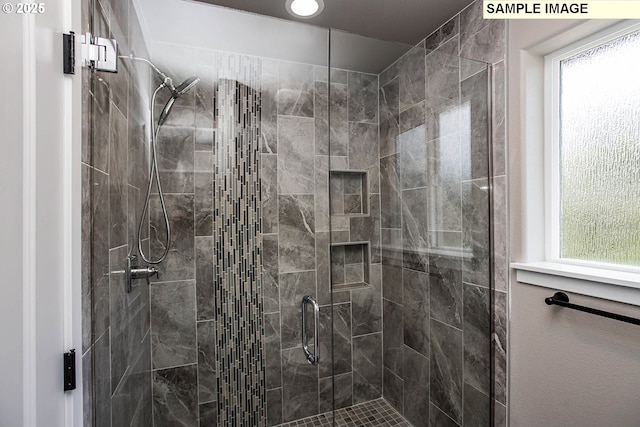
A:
151 280 197 369
264 313 282 389
196 321 217 404
404 345 430 427
195 237 214 321
262 234 280 313
429 403 459 427
278 62 314 117
462 179 490 288
429 255 463 329
266 388 283 426
320 373 352 413
399 43 426 111
330 83 349 156
494 290 507 404
262 73 278 154
315 81 329 155
403 268 430 357
199 402 218 426
278 195 316 273
460 70 489 181
277 116 315 194
463 383 490 427
153 365 198 427
194 171 213 236
400 100 426 133
348 72 378 124
281 348 319 422
262 154 278 234
383 367 404 414
383 299 404 377
399 125 427 189
463 284 491 395
94 331 112 427
380 78 400 158
109 107 129 248
425 16 459 51
279 271 316 349
430 320 463 424
353 333 382 403
150 194 195 282
352 287 382 336
319 303 352 378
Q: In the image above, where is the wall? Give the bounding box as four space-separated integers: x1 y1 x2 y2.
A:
147 40 383 425
510 285 640 426
508 18 640 427
143 46 266 426
81 0 153 424
375 2 508 426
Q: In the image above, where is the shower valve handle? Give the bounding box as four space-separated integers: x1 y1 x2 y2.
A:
131 266 159 280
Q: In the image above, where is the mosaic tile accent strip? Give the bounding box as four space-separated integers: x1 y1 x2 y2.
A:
212 53 266 425
276 398 411 427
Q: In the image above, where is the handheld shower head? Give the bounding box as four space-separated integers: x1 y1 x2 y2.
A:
157 76 201 127
118 56 200 126
174 76 200 97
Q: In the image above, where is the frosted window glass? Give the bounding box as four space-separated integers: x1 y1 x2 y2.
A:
559 30 640 266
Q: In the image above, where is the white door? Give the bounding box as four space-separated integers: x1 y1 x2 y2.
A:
0 0 83 424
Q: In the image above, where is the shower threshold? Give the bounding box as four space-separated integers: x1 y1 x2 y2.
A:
276 398 411 427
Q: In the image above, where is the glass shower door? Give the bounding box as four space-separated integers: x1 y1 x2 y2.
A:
82 0 155 424
327 29 494 426
82 0 334 425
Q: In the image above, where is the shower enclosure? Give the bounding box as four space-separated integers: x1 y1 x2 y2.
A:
81 0 495 425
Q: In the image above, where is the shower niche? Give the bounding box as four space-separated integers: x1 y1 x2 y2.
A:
329 170 372 291
330 242 371 290
329 170 369 216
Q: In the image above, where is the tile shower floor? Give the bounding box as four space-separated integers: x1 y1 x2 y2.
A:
276 398 411 427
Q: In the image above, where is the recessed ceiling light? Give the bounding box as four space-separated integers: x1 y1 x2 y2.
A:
285 0 324 18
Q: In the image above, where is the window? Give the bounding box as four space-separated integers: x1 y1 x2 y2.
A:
545 22 640 272
512 20 640 306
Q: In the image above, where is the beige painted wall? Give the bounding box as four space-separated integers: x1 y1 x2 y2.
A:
511 285 640 426
508 19 640 426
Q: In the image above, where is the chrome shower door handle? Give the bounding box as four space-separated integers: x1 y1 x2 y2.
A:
301 295 320 365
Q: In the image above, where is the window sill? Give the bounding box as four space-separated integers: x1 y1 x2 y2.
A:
511 261 640 307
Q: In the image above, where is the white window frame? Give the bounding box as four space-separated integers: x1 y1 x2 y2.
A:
511 19 640 306
544 20 640 274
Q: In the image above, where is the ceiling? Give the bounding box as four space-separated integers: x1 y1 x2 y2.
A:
136 0 474 73
192 0 474 45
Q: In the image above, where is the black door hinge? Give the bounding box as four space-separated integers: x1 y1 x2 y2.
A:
63 349 76 391
63 31 75 75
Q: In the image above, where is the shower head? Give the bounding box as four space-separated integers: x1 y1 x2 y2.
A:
157 76 201 127
118 56 200 127
173 76 200 97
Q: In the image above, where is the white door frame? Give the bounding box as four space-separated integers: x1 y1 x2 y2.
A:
1 0 83 424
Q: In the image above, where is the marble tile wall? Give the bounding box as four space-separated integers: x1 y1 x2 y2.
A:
147 47 266 426
377 2 507 426
263 61 383 425
81 0 153 425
